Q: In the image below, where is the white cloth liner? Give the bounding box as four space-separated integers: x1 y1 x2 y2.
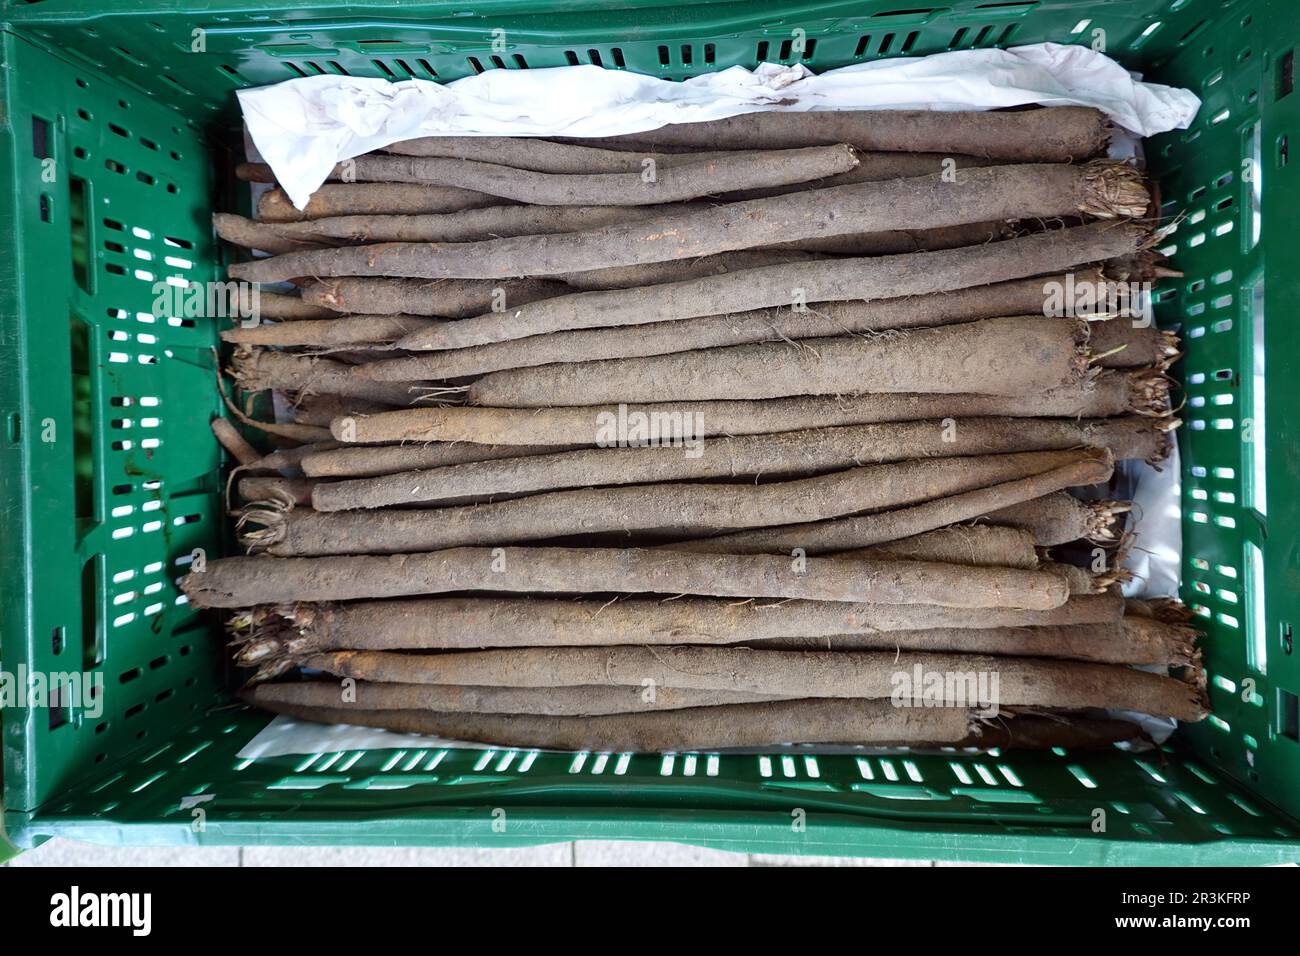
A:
233 44 1197 759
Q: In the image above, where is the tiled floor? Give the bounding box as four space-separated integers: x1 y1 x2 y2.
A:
5 838 954 866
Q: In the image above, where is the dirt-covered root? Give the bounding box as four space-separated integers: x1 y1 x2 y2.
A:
565 107 1112 162
665 451 1114 556
387 222 1143 349
236 476 316 506
238 289 339 321
287 394 393 429
765 219 1015 256
185 546 1071 610
295 646 1208 721
712 152 999 200
329 145 861 206
210 418 259 467
301 277 568 317
983 492 1132 546
299 441 581 479
1040 561 1106 596
322 379 1157 444
231 175 1148 285
465 317 1090 406
215 212 343 255
962 714 1143 749
1126 598 1196 625
312 418 1148 512
221 314 438 347
228 593 1128 675
354 269 1112 382
554 249 823 290
1089 321 1182 370
833 526 1039 570
241 697 977 751
232 203 703 250
257 183 505 222
228 347 427 407
249 451 1101 555
381 136 746 171
244 679 785 714
738 617 1200 667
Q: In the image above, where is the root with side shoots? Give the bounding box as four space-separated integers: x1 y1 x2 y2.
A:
244 679 786 716
215 362 332 444
663 452 1113 555
333 372 1170 443
354 268 1112 382
246 450 1100 556
230 593 1127 678
983 492 1132 546
228 347 426 407
312 418 1164 512
293 646 1207 721
230 167 1148 284
467 317 1090 405
257 184 505 222
183 546 1071 610
740 616 1201 667
302 277 569 317
318 145 861 205
240 697 977 751
834 526 1039 571
564 106 1111 162
386 223 1146 350
221 314 438 347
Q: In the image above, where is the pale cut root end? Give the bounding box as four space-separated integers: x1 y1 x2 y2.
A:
235 494 294 552
228 604 323 681
1156 330 1182 371
1085 499 1132 544
1078 160 1150 219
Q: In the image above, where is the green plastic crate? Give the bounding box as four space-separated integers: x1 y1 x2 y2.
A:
2 0 1298 864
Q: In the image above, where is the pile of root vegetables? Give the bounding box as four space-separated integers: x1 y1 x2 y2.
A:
185 105 1208 753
